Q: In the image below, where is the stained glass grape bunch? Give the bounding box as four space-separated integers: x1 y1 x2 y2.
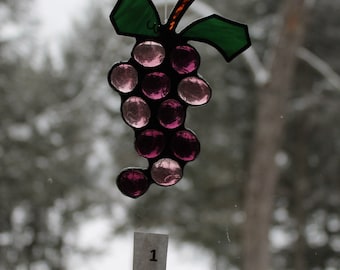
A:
108 0 251 198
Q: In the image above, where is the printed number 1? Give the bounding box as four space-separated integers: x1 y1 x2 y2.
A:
150 249 158 262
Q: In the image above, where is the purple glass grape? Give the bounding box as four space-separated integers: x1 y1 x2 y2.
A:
142 72 171 100
116 169 150 198
135 129 165 158
171 130 200 161
158 99 185 129
170 45 200 74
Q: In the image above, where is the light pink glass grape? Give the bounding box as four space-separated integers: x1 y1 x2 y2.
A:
151 158 183 186
133 41 165 67
178 76 211 106
122 97 151 128
110 64 138 93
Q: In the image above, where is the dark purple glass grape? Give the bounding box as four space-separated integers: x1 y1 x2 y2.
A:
116 169 149 198
151 158 183 186
178 76 211 106
170 45 200 74
171 130 200 161
133 41 165 67
122 97 151 128
135 129 165 158
142 72 171 100
109 63 138 93
158 99 185 129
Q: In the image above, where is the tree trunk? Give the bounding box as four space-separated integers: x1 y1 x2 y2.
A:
293 122 308 270
242 1 308 270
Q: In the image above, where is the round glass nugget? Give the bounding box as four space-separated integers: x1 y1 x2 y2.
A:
158 99 185 129
151 158 183 186
109 63 138 93
135 129 165 159
122 97 151 128
170 45 200 74
178 76 211 106
133 41 165 67
117 169 149 198
171 130 200 161
142 72 171 100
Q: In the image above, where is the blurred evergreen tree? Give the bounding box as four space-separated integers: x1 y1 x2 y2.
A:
0 3 118 270
1 0 339 269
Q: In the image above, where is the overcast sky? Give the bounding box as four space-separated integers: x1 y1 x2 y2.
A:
34 0 87 38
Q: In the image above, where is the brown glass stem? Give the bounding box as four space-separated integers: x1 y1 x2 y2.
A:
166 0 195 31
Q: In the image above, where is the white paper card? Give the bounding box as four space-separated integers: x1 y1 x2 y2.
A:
133 232 169 270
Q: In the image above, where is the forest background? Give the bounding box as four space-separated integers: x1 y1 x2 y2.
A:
1 0 339 269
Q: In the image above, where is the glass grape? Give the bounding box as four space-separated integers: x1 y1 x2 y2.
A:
135 129 165 158
142 72 171 100
178 76 211 105
170 45 200 74
158 99 185 129
151 158 183 186
133 41 165 67
116 169 149 198
109 63 138 93
171 130 200 161
122 96 151 128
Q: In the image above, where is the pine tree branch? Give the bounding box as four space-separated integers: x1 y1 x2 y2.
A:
297 47 340 91
243 48 270 86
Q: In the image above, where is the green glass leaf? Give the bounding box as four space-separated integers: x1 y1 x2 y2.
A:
110 0 161 38
181 15 251 62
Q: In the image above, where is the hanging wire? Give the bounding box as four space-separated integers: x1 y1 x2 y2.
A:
164 0 168 23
